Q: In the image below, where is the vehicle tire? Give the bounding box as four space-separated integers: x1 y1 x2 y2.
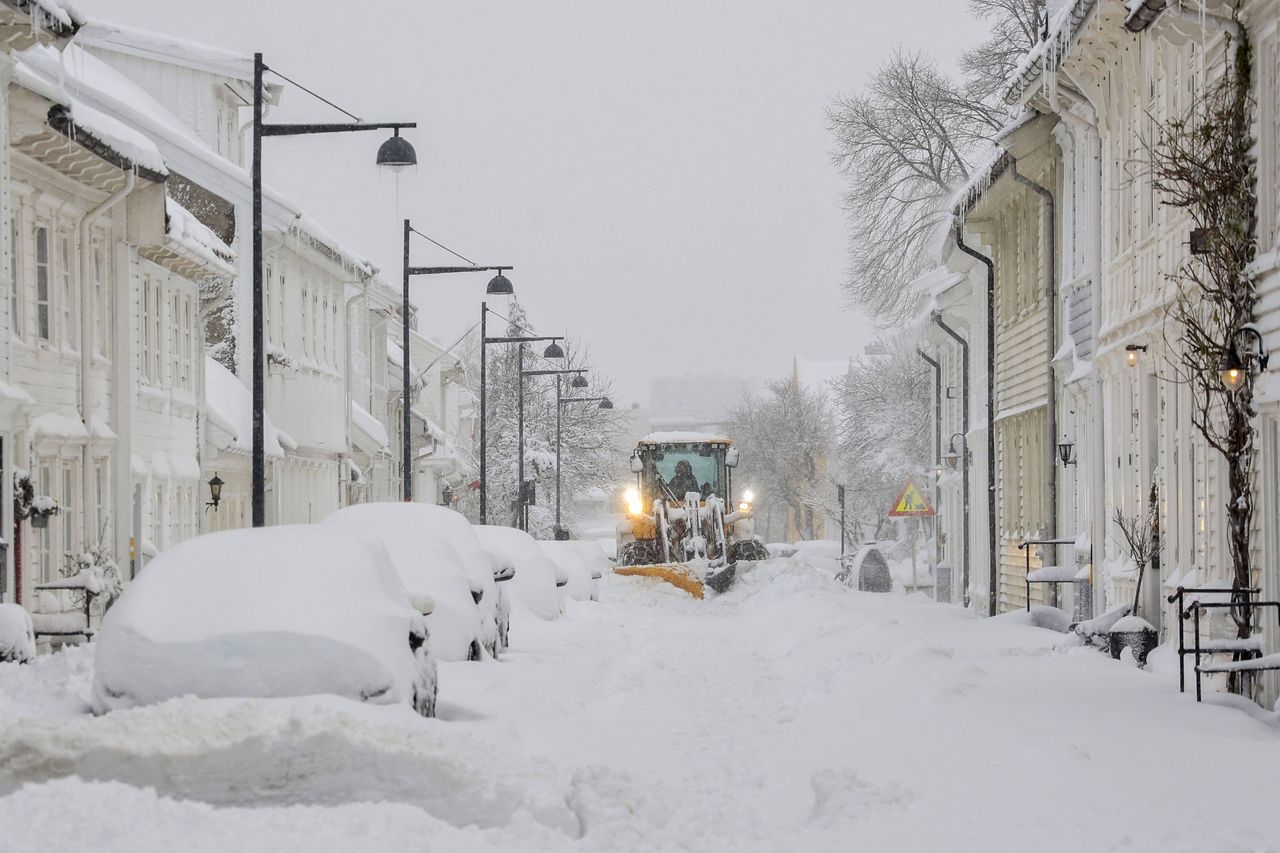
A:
619 539 660 566
468 639 483 662
732 540 770 562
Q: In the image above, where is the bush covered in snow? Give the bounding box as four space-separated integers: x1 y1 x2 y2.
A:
0 604 36 664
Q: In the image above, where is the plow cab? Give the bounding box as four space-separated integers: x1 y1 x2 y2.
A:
614 433 769 597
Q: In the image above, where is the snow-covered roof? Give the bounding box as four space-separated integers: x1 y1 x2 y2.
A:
638 431 732 445
4 0 83 35
351 402 390 452
204 356 287 457
1003 0 1100 105
76 19 256 82
164 197 236 276
290 213 376 279
13 46 167 178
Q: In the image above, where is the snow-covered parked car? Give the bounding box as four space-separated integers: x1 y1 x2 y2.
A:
476 526 566 620
91 526 437 717
324 503 490 662
537 540 608 602
392 504 512 655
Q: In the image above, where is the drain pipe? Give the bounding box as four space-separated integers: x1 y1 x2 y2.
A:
1011 161 1058 576
954 227 998 617
80 171 135 546
931 312 970 609
916 347 943 576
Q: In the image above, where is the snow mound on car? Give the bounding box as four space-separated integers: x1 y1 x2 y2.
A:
0 603 36 664
91 526 425 713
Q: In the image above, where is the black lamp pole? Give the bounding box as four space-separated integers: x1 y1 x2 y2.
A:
517 367 586 531
251 52 416 527
556 386 611 531
400 219 510 503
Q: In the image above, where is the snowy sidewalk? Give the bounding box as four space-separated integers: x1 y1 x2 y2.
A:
2 559 1278 852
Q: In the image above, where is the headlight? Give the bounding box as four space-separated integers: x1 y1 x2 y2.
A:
738 502 751 513
627 499 645 516
625 487 639 503
742 489 755 503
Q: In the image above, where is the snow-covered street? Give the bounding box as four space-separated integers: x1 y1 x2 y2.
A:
3 560 1278 852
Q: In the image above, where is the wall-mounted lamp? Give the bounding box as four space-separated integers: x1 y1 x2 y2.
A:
1219 326 1270 391
1125 344 1147 367
944 433 968 470
1188 228 1210 255
1057 439 1077 467
206 473 224 511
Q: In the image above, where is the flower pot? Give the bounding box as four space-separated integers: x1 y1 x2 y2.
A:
1109 616 1158 667
30 513 49 530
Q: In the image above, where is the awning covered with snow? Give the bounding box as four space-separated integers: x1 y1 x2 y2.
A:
204 356 287 458
351 402 390 455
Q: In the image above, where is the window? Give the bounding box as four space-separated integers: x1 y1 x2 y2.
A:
312 290 319 361
181 296 192 390
95 461 107 543
59 233 73 348
277 270 286 345
34 225 49 340
62 465 74 557
332 299 339 367
38 463 53 583
141 276 153 382
93 243 105 354
172 292 181 385
301 285 309 356
322 296 331 365
153 485 164 548
152 280 163 381
10 217 19 339
265 263 273 344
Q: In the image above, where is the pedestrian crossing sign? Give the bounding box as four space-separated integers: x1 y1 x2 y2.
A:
888 481 935 517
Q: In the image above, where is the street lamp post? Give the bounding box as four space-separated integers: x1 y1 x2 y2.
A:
556 379 611 535
251 52 416 527
478 330 564 526
516 363 580 532
400 219 511 502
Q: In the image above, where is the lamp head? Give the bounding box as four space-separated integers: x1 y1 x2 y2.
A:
1219 351 1246 391
570 374 589 389
376 128 417 171
543 341 565 359
598 397 614 409
485 272 514 296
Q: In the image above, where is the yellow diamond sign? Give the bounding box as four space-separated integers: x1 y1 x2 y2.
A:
888 481 935 517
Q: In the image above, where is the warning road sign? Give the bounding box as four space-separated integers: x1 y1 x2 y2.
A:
888 481 935 517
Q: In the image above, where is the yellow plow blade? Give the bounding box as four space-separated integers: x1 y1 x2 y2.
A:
614 563 705 599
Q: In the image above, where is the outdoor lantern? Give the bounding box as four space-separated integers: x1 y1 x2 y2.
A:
542 341 565 359
934 463 944 479
485 272 514 296
1219 350 1247 391
1058 439 1077 467
944 449 960 470
571 374 589 388
1125 343 1147 367
375 128 417 171
598 397 614 409
207 473 225 510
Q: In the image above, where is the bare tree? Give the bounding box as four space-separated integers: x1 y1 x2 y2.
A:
1114 483 1159 620
1145 25 1258 645
831 339 931 540
828 51 1005 324
961 0 1046 103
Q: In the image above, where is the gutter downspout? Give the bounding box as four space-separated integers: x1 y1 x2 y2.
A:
1011 160 1059 592
80 171 135 547
917 347 943 587
954 228 998 616
932 312 970 609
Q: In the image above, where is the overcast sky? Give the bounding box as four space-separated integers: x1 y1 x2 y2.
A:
96 1 987 406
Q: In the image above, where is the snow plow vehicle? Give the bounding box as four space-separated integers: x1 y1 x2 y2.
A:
615 433 768 598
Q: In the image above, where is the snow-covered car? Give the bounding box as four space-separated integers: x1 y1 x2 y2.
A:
324 503 489 662
0 603 36 664
91 526 437 717
537 540 608 602
385 504 512 656
476 526 566 620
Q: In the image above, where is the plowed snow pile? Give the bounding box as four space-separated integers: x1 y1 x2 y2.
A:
3 557 1280 852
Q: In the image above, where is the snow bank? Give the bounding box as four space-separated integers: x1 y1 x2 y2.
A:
476 526 564 620
993 605 1072 633
324 504 484 662
0 604 36 664
91 527 432 714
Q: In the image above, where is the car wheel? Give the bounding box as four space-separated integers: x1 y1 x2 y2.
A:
619 540 660 566
468 639 483 662
732 540 770 562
